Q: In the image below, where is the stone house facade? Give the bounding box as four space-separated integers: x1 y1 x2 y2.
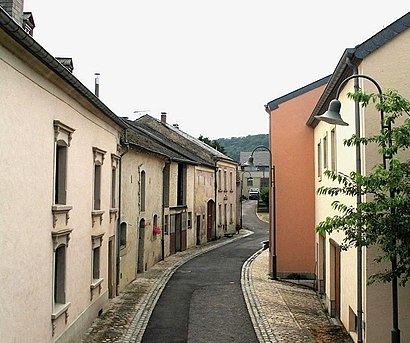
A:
0 3 125 342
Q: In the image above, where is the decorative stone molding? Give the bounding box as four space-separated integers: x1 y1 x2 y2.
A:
51 228 73 251
53 120 75 146
90 278 103 300
51 301 71 336
111 153 120 169
91 233 104 249
91 210 105 227
52 205 72 228
109 208 119 223
92 147 106 165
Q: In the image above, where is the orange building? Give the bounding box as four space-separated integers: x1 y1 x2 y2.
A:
264 76 329 280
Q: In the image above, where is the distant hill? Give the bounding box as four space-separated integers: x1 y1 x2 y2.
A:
215 134 269 162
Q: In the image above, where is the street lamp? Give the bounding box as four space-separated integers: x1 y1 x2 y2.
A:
245 146 276 279
240 171 253 230
315 73 399 343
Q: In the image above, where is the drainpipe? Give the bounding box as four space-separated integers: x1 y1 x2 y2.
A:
161 160 171 260
116 128 129 295
346 56 363 343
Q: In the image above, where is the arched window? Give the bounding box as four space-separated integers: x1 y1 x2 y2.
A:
54 245 66 304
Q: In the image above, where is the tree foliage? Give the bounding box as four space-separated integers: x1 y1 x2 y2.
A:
198 135 226 154
214 134 269 161
316 89 410 286
260 187 270 206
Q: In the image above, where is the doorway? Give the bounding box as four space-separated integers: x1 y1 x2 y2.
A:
108 236 115 298
207 200 215 241
329 240 341 319
137 219 145 273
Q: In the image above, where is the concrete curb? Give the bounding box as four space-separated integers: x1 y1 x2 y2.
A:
241 248 278 343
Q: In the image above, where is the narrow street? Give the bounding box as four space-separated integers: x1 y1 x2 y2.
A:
142 200 268 343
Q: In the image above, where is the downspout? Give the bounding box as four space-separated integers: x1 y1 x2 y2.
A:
214 162 218 240
346 56 363 343
116 128 129 295
161 159 171 260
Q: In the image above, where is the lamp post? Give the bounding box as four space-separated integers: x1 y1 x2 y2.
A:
245 146 276 279
315 74 399 343
240 171 253 229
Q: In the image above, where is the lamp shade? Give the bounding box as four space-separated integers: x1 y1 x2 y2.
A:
315 99 348 126
244 156 254 167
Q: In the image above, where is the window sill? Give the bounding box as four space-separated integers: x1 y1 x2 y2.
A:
52 302 71 320
90 278 104 289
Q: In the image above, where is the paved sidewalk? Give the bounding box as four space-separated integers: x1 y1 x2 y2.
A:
82 228 353 343
248 249 353 343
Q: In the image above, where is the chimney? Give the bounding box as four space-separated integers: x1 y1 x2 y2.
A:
0 0 24 25
94 73 100 97
22 11 35 36
160 112 167 124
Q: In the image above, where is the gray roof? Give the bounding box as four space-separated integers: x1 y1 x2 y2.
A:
265 75 331 113
307 11 410 127
128 115 235 168
239 151 270 166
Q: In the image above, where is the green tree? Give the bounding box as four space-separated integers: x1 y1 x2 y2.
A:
198 135 226 154
316 89 410 286
260 187 269 206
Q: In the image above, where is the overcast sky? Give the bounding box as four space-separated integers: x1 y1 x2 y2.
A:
25 1 409 139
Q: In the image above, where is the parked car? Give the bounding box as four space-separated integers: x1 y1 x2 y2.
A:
249 187 260 200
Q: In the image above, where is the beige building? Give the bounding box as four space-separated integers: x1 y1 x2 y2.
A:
307 12 410 342
0 3 125 342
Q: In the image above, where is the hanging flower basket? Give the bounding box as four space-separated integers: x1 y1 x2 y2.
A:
153 226 161 235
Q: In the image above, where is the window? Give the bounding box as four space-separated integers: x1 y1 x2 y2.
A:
91 234 104 292
317 141 322 180
110 154 119 209
323 133 328 170
92 246 100 280
140 170 146 212
120 222 127 249
219 204 222 225
163 164 170 208
230 171 233 191
92 147 106 211
94 164 102 210
55 144 67 205
188 212 192 229
164 215 169 235
230 204 233 224
331 128 337 171
218 170 222 191
54 245 66 304
224 170 227 191
51 228 72 321
177 163 187 206
53 121 74 206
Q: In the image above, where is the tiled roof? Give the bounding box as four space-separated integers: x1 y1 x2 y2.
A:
128 115 235 168
239 151 270 166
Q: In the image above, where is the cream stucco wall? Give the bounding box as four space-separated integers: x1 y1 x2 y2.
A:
358 27 410 343
216 161 237 237
120 149 165 288
0 41 121 342
315 27 410 343
194 166 215 244
314 83 360 340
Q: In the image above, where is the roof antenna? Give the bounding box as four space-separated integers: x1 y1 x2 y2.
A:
94 73 100 97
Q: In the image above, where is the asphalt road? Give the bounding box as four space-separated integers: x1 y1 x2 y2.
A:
142 200 269 343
